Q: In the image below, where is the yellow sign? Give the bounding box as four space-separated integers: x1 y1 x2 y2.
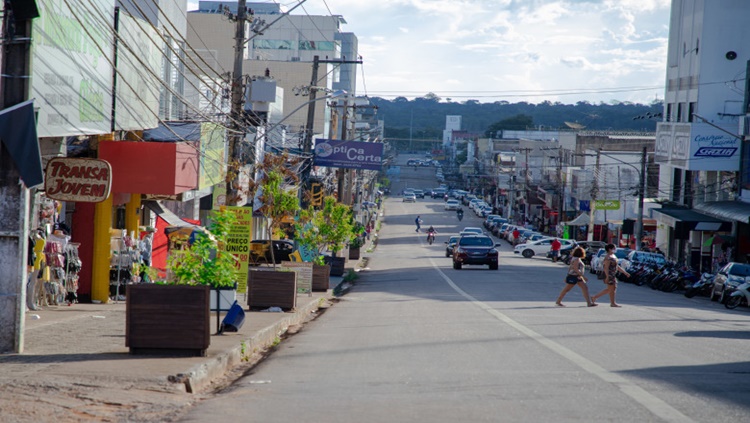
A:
311 182 324 206
224 206 253 293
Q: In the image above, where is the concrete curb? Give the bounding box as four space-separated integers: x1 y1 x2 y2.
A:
177 294 328 393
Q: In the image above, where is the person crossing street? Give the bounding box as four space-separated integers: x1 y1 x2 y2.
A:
415 215 422 232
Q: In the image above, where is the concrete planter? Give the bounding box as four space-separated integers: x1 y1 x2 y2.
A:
349 246 361 260
125 284 210 356
325 256 346 277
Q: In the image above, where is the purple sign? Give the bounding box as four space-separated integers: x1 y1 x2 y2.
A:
313 139 384 170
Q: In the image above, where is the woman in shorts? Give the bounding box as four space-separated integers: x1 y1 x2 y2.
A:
555 246 597 307
591 243 631 307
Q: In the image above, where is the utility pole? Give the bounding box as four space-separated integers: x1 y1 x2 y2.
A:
338 97 349 204
226 0 249 206
587 149 601 242
557 148 564 230
635 146 647 251
0 0 39 353
301 55 320 196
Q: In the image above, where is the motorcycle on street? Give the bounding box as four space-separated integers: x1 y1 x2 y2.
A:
684 272 716 298
725 281 750 309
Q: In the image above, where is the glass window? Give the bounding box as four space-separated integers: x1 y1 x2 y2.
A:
729 264 750 276
299 41 335 51
677 103 684 122
253 39 293 50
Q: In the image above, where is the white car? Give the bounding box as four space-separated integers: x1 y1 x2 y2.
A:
459 227 484 236
445 199 460 210
403 193 416 203
590 248 631 273
515 238 575 258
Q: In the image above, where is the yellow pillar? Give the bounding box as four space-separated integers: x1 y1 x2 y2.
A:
92 195 113 303
125 194 141 237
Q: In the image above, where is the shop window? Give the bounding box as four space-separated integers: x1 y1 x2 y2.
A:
676 103 684 122
666 103 673 122
688 102 696 122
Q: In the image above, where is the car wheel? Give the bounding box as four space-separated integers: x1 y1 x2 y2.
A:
489 263 498 270
522 249 534 258
710 286 718 302
453 261 462 270
446 251 451 258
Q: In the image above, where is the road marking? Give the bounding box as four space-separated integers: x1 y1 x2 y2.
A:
430 257 695 423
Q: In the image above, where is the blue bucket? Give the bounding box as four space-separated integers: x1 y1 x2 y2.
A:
220 300 246 333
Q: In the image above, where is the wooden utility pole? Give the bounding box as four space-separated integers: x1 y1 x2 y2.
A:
635 146 647 250
587 149 601 241
557 147 564 226
226 0 248 206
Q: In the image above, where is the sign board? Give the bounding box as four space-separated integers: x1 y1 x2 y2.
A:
281 261 313 293
224 206 253 294
314 139 384 170
655 122 740 171
594 200 621 210
44 157 112 202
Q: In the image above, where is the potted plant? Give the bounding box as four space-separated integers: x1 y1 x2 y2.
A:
295 207 331 291
126 208 238 356
348 228 364 260
244 153 300 309
317 196 354 277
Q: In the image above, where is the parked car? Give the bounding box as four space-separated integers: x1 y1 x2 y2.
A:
514 238 576 258
484 215 501 228
444 235 460 257
250 239 296 264
561 241 605 265
620 250 668 272
452 235 500 270
445 199 460 210
710 262 750 303
403 193 416 203
590 248 632 273
432 188 447 198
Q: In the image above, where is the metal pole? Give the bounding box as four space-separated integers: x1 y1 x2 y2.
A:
587 149 600 242
635 146 647 251
301 55 320 191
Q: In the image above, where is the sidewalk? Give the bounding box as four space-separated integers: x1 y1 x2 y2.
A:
0 274 344 398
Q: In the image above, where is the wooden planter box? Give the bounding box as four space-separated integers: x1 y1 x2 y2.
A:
325 256 346 277
349 246 361 260
312 264 331 291
248 269 297 310
125 284 210 356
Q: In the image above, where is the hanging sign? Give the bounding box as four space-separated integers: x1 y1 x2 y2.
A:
223 206 253 294
44 157 112 202
314 139 384 170
594 200 621 210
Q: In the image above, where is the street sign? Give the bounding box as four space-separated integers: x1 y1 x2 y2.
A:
594 200 621 210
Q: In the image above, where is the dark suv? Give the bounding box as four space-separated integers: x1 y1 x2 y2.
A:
250 239 296 263
452 235 500 270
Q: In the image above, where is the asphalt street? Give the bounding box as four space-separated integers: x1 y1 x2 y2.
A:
181 155 750 423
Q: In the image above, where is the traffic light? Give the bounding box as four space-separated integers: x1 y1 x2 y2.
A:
310 182 324 207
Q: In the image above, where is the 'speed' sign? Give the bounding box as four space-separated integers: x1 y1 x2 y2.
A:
594 200 621 210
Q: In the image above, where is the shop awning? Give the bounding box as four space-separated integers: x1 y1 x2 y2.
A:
0 100 43 188
563 212 606 226
143 200 200 228
693 201 750 224
652 207 732 232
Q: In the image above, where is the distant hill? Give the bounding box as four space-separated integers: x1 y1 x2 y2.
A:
369 96 663 140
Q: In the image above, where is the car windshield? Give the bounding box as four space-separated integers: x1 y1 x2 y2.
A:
615 249 631 259
729 264 750 276
460 237 494 247
463 227 482 233
448 236 459 244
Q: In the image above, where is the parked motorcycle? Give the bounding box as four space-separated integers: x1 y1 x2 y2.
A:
725 281 750 309
684 272 715 298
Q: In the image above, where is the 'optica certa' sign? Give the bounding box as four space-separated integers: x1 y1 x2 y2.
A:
313 139 384 171
44 157 112 202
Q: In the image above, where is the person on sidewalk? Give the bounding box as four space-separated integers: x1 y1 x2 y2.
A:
550 238 562 263
512 228 520 245
591 243 631 307
365 223 372 240
556 247 596 307
415 215 422 232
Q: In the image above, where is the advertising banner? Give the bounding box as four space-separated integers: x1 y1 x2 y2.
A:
33 0 115 137
224 207 253 294
656 122 740 171
314 139 384 170
594 200 621 211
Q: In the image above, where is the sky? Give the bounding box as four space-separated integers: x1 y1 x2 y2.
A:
188 0 673 105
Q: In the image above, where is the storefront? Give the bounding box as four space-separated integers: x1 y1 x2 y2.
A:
652 207 733 272
694 200 750 266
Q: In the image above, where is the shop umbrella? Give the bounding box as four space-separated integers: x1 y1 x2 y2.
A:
703 234 732 247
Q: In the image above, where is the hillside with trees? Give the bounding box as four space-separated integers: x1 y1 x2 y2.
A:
371 95 663 140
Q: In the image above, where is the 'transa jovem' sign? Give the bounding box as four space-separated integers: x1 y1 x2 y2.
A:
44 157 112 202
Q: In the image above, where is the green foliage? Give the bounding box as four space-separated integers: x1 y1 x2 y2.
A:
485 114 534 137
167 208 238 288
294 206 326 257
456 150 468 165
318 196 354 256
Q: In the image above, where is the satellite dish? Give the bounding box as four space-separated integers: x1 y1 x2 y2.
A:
564 121 586 130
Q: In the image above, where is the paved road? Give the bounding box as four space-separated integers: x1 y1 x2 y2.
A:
182 155 750 422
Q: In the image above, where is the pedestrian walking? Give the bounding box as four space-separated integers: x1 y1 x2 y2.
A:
550 238 562 263
415 215 422 232
556 246 597 307
365 223 372 240
512 228 520 245
591 243 631 307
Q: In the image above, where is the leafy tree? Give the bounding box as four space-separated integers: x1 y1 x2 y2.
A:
485 114 534 137
317 196 354 257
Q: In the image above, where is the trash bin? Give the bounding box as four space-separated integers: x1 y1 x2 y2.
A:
219 300 245 333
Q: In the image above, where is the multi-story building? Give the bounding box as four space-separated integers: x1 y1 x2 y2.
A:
653 0 748 267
